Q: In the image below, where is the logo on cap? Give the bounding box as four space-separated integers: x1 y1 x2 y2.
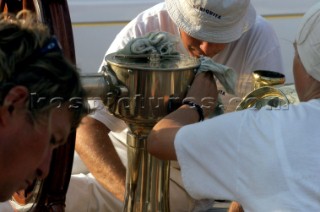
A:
193 5 222 19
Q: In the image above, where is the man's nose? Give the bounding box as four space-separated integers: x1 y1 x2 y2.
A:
36 150 53 180
200 42 225 57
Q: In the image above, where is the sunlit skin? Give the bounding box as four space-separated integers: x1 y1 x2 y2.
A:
179 29 228 58
293 43 320 102
0 86 72 201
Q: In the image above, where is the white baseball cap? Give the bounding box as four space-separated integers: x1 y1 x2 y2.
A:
296 2 320 82
165 0 256 43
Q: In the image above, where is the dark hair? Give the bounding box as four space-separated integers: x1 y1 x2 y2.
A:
0 11 88 128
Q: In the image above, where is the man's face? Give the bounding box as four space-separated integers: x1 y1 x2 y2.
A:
0 99 72 201
179 29 228 58
293 46 315 102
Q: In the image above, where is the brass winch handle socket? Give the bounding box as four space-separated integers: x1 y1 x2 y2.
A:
80 68 128 107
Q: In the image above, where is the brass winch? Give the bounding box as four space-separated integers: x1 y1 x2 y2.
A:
81 52 200 212
236 70 299 111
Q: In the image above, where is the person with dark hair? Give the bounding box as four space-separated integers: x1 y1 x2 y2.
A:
0 11 88 203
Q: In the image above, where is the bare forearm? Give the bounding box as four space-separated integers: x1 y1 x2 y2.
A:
75 116 126 201
147 105 200 160
147 72 218 161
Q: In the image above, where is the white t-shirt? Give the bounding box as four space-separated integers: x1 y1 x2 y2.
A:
175 99 320 212
84 2 285 211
